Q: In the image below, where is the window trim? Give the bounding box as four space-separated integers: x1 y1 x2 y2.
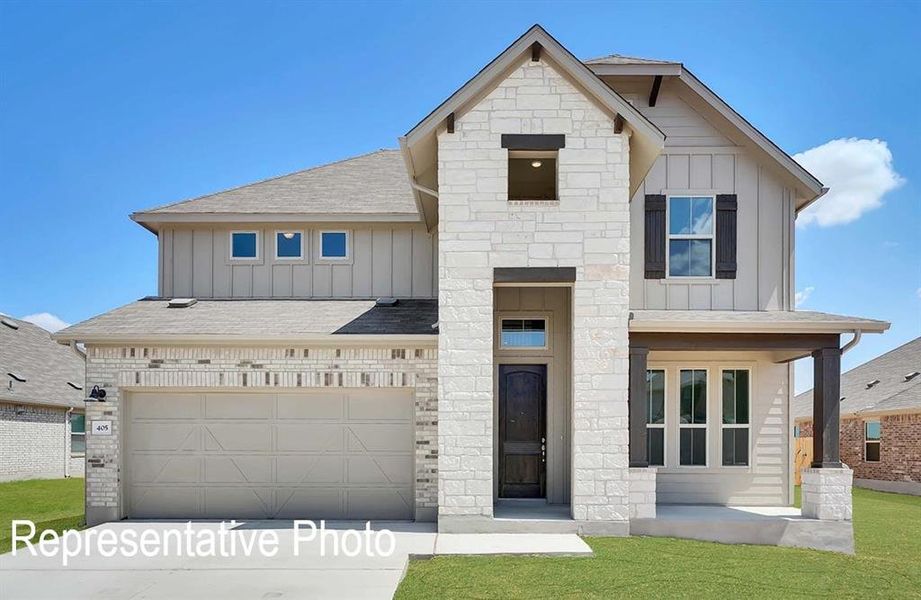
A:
864 419 881 463
274 230 305 261
507 149 559 202
497 315 551 351
720 367 752 469
229 230 261 261
70 412 86 457
677 367 709 468
318 230 350 261
666 194 716 279
646 368 667 467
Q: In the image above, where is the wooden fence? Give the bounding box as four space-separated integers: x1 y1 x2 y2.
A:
794 437 813 485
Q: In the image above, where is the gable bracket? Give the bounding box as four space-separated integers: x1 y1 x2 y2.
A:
531 42 541 62
446 112 455 134
648 75 662 107
613 114 625 134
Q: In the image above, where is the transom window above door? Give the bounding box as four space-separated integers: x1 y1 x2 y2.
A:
668 196 714 277
500 318 547 349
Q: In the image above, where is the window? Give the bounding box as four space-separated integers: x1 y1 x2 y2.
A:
668 196 714 277
71 413 85 455
646 369 666 466
721 369 750 467
793 425 802 438
865 420 881 462
500 319 547 348
679 369 707 466
275 231 303 260
508 151 557 200
230 231 259 259
320 231 349 259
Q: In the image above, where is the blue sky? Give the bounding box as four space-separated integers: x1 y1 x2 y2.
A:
1 1 918 391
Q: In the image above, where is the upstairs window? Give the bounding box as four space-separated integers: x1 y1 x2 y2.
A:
668 196 714 277
508 151 557 201
679 369 707 466
320 231 349 259
275 231 303 260
865 420 881 462
71 413 85 455
231 231 259 259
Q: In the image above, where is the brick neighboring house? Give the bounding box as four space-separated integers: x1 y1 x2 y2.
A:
795 337 921 496
1 316 86 481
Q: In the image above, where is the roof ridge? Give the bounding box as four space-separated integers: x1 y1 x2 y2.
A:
583 52 678 65
134 148 399 215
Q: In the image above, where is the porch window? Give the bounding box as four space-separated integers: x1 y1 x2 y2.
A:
500 318 547 349
668 196 714 277
646 369 666 466
679 369 707 466
865 420 881 462
70 413 85 455
721 369 750 467
508 151 557 201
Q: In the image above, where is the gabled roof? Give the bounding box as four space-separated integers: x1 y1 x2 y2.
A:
584 54 679 66
132 150 419 232
0 316 85 409
794 337 921 419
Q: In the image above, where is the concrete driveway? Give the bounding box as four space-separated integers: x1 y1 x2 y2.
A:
0 520 438 600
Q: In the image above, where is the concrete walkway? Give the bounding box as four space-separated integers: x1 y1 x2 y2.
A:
0 521 591 600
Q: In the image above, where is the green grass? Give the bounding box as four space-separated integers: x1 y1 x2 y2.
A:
396 487 921 599
0 478 84 554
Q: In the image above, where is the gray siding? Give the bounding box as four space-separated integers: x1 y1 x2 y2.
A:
159 225 437 299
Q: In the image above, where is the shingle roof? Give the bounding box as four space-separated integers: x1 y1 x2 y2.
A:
134 149 418 218
0 317 85 409
54 299 438 343
629 310 890 334
794 337 921 419
583 53 679 66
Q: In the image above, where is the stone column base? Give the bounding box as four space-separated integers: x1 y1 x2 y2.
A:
628 467 657 519
801 467 852 521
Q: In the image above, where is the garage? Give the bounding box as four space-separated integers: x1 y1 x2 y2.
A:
125 389 414 520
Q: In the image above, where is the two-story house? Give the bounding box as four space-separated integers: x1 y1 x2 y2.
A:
57 25 888 552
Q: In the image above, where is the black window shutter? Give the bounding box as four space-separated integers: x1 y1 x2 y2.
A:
715 194 738 279
644 194 666 279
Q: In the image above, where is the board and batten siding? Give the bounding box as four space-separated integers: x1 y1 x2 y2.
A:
158 225 438 299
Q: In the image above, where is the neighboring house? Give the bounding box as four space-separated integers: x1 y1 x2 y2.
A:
56 26 888 549
1 316 86 481
794 337 921 496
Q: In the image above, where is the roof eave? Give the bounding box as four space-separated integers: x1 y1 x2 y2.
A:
628 319 891 335
131 211 422 226
53 332 439 345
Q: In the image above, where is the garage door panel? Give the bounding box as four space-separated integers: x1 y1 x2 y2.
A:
131 455 201 484
131 487 201 519
203 424 272 451
276 455 343 484
131 393 201 419
203 488 274 519
348 392 413 420
276 424 343 452
346 489 413 520
347 424 414 452
204 456 273 483
348 456 413 485
275 489 344 520
205 394 274 419
131 424 201 451
277 394 346 419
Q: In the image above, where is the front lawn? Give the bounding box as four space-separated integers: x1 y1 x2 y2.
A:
397 488 921 599
0 478 84 553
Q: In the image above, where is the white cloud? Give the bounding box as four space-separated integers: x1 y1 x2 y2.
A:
795 138 904 227
22 312 70 333
795 286 815 308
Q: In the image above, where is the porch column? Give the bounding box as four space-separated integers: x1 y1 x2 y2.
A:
811 344 843 468
628 346 649 468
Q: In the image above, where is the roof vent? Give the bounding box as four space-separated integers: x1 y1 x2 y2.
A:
375 297 398 307
167 298 198 309
866 379 881 389
8 372 26 383
905 371 921 382
67 381 84 391
1 318 19 330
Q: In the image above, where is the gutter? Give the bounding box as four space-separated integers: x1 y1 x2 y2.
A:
840 329 862 355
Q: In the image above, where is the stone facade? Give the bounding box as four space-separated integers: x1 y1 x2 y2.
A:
437 57 633 528
82 343 438 525
0 401 84 481
801 467 853 521
799 413 921 486
628 467 657 519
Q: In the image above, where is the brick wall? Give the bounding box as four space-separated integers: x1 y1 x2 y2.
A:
1 402 83 481
83 344 438 524
798 413 921 483
437 57 632 526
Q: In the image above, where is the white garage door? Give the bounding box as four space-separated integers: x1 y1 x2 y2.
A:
126 390 414 520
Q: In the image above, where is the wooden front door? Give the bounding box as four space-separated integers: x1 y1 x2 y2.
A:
498 364 547 498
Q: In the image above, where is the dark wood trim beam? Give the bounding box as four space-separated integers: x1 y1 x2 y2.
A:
629 332 840 353
494 267 576 284
648 75 663 107
500 134 566 150
629 346 650 468
811 346 843 468
613 114 625 134
446 112 455 134
531 42 541 62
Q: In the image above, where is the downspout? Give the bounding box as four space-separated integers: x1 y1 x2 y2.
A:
840 329 862 355
65 407 73 478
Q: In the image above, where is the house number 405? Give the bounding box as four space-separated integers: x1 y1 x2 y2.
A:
91 421 112 436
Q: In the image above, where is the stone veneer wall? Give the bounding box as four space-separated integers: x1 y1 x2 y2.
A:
1 402 83 481
82 344 438 524
437 57 632 528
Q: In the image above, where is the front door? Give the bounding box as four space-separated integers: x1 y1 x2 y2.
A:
498 364 547 498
